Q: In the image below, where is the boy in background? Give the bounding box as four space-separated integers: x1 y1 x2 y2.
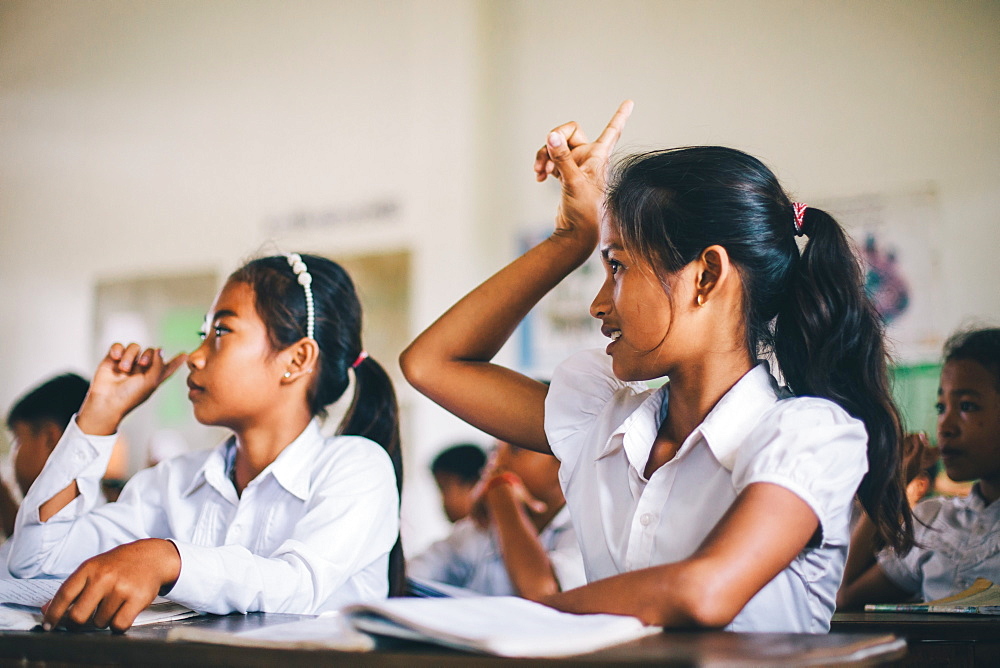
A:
430 443 486 523
410 440 585 599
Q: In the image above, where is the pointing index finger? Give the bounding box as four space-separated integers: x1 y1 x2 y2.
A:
594 100 634 149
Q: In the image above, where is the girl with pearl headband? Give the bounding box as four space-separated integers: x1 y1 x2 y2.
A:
8 253 403 632
400 102 912 631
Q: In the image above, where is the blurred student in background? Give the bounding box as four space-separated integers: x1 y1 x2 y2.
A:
430 443 486 523
409 439 585 599
839 328 1000 607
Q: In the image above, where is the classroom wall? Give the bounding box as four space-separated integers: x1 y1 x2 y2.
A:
2 0 998 552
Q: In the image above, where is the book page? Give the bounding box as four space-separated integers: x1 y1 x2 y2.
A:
344 596 658 657
0 578 198 627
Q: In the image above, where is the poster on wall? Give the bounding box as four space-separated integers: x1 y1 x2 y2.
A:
815 183 945 364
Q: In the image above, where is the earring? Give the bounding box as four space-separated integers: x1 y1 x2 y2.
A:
696 293 705 307
283 371 292 378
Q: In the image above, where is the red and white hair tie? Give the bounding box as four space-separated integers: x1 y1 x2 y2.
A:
791 202 808 236
351 351 369 369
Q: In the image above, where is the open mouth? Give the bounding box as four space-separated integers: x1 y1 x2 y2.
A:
610 331 622 342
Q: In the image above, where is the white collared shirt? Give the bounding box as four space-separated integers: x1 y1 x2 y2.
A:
7 417 399 615
879 486 1000 601
545 349 868 632
407 506 586 596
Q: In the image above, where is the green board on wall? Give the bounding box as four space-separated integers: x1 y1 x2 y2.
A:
890 363 940 442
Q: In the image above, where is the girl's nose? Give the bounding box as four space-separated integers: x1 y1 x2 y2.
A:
187 342 206 369
590 280 612 319
937 407 958 439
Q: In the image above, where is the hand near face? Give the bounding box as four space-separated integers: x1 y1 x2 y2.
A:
42 538 182 633
78 343 187 436
533 100 633 247
470 471 547 529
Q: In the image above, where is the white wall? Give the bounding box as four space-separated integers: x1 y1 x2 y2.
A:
2 0 998 551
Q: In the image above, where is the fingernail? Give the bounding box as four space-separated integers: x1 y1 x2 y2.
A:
547 132 563 147
42 622 51 631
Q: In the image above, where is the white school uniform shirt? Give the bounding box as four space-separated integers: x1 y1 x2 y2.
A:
545 349 869 633
407 506 586 595
7 417 399 615
878 485 1000 601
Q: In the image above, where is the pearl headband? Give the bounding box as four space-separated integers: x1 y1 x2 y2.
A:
285 253 315 340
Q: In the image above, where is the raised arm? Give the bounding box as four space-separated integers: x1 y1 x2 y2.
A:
36 343 185 522
400 101 633 453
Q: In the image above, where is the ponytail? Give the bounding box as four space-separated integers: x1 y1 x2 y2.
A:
337 355 405 596
774 208 913 553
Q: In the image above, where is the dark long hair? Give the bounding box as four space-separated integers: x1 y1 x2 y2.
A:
607 147 913 554
230 254 405 595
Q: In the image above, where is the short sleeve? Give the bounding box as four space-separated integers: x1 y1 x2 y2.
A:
732 398 869 546
544 349 643 467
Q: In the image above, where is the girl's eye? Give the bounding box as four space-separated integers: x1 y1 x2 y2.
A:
608 259 623 275
213 325 230 338
959 401 979 412
197 330 207 341
934 402 944 415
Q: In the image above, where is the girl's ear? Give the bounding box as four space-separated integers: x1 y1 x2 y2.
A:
694 245 733 306
280 338 320 383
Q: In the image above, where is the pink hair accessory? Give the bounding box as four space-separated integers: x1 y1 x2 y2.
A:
792 202 808 236
351 351 369 369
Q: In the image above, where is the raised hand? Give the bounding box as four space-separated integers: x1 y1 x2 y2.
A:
532 100 634 246
42 538 182 633
77 343 187 436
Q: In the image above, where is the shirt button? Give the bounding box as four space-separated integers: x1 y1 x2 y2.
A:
639 513 654 527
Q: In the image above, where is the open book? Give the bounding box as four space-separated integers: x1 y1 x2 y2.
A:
865 578 1000 614
341 596 659 658
0 578 200 630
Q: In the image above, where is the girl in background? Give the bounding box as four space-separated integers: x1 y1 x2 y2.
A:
401 102 912 631
839 328 1000 606
9 254 403 631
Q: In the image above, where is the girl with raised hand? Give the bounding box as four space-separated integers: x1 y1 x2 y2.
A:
400 101 912 632
8 254 403 632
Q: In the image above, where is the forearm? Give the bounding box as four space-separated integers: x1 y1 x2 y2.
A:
9 426 144 578
167 541 388 615
488 490 560 600
544 560 729 628
0 481 19 536
841 510 878 589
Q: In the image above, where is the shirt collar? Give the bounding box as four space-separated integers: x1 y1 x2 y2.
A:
698 362 786 471
595 362 784 472
182 420 325 501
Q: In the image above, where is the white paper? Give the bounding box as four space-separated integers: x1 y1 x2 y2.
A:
0 578 61 607
343 596 659 657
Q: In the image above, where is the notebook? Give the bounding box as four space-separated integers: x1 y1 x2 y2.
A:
341 595 659 657
865 578 1000 614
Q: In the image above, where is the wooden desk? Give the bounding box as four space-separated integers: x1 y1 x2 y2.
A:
0 613 905 667
832 611 1000 667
